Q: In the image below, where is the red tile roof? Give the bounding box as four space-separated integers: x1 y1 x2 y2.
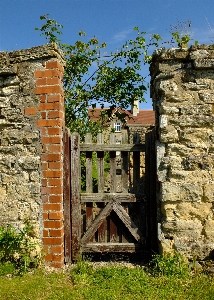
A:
88 108 155 125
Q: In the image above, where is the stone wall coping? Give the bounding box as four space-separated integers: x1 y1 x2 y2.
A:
0 44 65 67
152 44 214 61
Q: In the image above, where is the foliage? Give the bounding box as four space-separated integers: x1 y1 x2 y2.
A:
35 15 162 140
0 221 41 274
35 14 63 44
149 252 190 277
169 19 197 48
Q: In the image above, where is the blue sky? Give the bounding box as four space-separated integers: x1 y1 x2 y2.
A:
1 0 214 109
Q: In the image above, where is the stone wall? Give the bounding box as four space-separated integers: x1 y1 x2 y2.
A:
0 44 65 267
150 45 214 259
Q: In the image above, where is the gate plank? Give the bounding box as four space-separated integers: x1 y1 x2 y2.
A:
109 133 118 241
81 202 113 245
121 132 129 193
133 133 141 193
80 193 136 202
85 133 92 193
83 243 141 253
85 133 94 241
63 128 71 263
71 133 81 260
112 202 141 242
97 133 104 193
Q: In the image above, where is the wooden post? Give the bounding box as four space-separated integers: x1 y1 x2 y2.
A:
63 128 71 263
71 133 81 260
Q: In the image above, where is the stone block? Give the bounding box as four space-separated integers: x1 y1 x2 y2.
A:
204 220 214 239
160 125 179 143
161 182 202 202
204 184 214 202
162 219 203 238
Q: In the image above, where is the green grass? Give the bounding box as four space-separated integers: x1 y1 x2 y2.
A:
0 259 214 300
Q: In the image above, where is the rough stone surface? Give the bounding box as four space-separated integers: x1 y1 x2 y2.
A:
0 44 64 243
151 45 214 260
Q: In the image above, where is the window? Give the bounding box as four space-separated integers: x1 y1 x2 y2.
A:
114 122 121 132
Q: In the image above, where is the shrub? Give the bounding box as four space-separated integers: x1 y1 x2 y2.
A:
0 221 42 274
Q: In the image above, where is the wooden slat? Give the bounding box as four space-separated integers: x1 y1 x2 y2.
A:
71 133 81 260
133 133 141 194
110 133 116 192
82 243 142 253
121 132 129 193
109 133 118 241
97 203 107 242
85 133 94 242
80 193 136 202
80 144 145 152
97 133 104 193
112 202 142 242
63 128 71 263
81 202 113 245
85 133 92 193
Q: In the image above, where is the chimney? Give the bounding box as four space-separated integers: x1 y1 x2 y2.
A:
131 99 139 116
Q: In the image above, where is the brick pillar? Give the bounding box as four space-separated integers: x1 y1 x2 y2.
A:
34 60 65 268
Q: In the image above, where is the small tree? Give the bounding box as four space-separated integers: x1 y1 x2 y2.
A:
36 15 162 140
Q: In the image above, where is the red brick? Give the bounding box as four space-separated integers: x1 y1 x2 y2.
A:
40 111 46 119
35 69 61 78
41 195 49 203
41 186 63 194
43 229 49 237
36 78 47 86
39 127 47 135
48 111 64 119
40 95 46 103
49 195 62 203
50 229 64 237
43 212 49 220
43 170 62 178
43 203 63 211
42 179 47 187
47 94 63 103
46 61 64 73
47 77 61 85
42 144 47 153
41 154 61 162
50 245 64 253
41 136 61 144
44 220 63 229
24 107 37 115
49 261 64 268
42 162 48 170
48 162 62 169
49 211 63 220
38 102 63 111
43 237 64 245
48 128 61 135
35 85 63 95
48 145 62 153
49 179 61 186
37 119 63 127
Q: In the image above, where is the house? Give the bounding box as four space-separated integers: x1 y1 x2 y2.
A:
88 100 155 144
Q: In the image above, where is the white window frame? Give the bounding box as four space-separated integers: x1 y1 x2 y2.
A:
114 122 121 132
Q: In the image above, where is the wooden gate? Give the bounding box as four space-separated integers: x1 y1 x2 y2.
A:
63 129 155 261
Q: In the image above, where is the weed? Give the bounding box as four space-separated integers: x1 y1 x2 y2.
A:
149 252 190 277
0 221 42 274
